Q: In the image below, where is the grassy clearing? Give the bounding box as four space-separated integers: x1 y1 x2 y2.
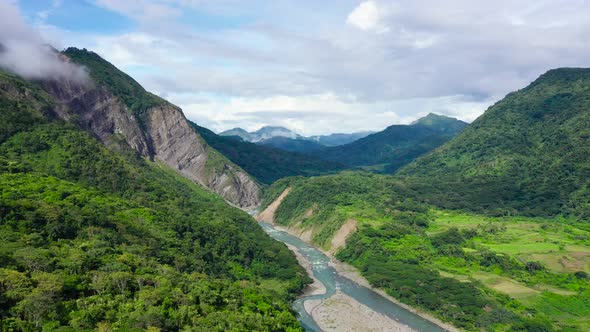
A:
472 272 540 301
429 209 590 330
430 210 590 273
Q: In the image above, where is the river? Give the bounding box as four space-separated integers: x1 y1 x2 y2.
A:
259 222 449 332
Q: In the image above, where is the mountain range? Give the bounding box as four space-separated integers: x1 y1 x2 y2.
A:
191 123 345 184
308 113 468 172
219 125 374 147
219 114 468 173
259 67 590 331
3 42 590 332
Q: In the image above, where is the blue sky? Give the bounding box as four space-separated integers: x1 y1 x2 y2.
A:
6 0 590 135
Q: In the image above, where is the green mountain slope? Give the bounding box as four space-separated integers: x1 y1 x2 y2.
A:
307 131 374 147
411 113 470 134
0 70 309 330
257 69 590 330
257 136 325 153
310 114 467 173
191 123 345 184
399 68 590 218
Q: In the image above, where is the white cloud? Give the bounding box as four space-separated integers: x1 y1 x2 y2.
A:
23 0 590 134
346 1 388 33
0 2 88 83
174 92 489 135
93 0 182 21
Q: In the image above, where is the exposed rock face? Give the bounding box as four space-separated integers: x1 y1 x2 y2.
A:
42 80 152 156
144 105 261 209
40 79 261 209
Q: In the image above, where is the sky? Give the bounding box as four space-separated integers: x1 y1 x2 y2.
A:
5 0 590 135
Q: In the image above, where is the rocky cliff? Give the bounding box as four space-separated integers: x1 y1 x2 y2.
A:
35 49 260 209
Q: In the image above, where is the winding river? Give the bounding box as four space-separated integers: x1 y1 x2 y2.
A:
259 222 449 332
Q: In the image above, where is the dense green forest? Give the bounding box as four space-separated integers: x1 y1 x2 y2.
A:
191 123 344 184
257 137 325 153
399 68 590 218
0 69 310 331
264 172 590 331
308 114 467 173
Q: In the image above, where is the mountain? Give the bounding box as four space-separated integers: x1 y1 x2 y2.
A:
55 48 260 209
218 127 252 141
192 123 345 184
411 112 470 134
0 54 309 330
254 68 590 331
220 126 372 148
400 68 590 218
307 131 374 147
258 136 325 153
220 126 300 142
310 114 468 173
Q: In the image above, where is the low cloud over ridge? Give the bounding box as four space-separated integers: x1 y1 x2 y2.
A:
0 2 88 83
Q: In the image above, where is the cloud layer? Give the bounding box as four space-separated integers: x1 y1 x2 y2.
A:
0 1 88 82
18 0 590 134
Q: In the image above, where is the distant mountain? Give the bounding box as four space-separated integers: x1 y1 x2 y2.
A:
411 113 469 134
218 127 252 141
400 68 590 218
193 123 345 184
307 131 375 147
310 114 468 173
258 136 325 153
219 126 372 148
220 126 300 142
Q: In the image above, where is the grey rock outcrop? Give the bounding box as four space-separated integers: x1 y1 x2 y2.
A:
39 78 261 209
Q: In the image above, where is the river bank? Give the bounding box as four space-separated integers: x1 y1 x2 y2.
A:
305 291 417 332
270 222 460 332
283 233 421 332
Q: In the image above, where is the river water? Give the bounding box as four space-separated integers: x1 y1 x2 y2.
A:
259 222 449 332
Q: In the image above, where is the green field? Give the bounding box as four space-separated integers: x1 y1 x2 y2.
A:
430 210 590 273
428 210 590 330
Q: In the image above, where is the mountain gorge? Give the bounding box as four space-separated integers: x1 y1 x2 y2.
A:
0 48 309 331
2 40 590 332
258 69 590 331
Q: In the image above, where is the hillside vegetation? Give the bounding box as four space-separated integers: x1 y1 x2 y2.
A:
260 68 590 331
263 172 590 331
400 68 590 218
257 137 325 153
0 70 309 331
63 48 169 116
310 114 468 173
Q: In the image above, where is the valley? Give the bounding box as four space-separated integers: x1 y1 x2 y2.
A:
1 5 590 330
260 171 590 331
258 222 452 332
